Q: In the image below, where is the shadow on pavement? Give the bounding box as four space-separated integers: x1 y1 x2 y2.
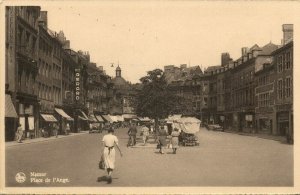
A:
97 176 108 182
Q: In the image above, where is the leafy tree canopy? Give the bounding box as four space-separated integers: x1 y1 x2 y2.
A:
136 69 184 120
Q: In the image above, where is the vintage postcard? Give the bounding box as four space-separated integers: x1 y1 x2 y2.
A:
1 0 299 194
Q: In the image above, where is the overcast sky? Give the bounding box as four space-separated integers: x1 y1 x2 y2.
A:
42 1 297 83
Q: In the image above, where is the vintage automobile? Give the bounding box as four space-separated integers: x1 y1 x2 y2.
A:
206 124 223 131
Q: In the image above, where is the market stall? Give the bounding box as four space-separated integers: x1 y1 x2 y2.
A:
175 117 201 146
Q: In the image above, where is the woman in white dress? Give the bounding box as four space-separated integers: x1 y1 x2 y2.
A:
102 128 122 183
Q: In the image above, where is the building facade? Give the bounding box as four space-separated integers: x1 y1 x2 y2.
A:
5 6 41 140
272 27 293 140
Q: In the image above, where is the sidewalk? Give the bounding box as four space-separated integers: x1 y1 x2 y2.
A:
223 129 288 143
5 131 89 148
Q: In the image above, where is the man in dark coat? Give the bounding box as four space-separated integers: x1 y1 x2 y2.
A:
127 123 137 146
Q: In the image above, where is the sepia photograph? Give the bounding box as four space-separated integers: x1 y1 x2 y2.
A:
1 0 299 194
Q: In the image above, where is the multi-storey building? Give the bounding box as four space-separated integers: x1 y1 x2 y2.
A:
5 6 41 141
36 13 57 136
272 24 293 141
228 43 278 132
87 63 110 115
254 63 276 134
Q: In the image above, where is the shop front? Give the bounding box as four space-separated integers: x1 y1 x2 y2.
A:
277 112 290 136
77 110 90 131
55 108 74 135
17 100 38 139
5 94 19 141
40 114 58 137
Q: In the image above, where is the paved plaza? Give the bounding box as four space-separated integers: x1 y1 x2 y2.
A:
5 127 293 187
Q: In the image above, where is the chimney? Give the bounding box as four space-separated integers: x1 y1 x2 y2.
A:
282 24 293 45
39 11 48 28
241 47 249 56
221 52 231 66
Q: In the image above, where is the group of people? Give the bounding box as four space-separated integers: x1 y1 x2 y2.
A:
99 123 181 184
157 126 180 154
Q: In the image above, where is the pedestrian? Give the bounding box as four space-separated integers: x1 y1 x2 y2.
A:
170 128 180 154
141 125 150 146
127 123 137 146
158 126 167 154
101 127 122 184
150 125 154 134
16 123 23 143
65 123 70 135
53 123 58 138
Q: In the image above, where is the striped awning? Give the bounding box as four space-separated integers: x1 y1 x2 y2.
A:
101 115 113 123
41 114 57 122
55 108 74 121
78 116 88 120
79 110 89 120
5 94 18 118
88 115 98 123
95 115 104 122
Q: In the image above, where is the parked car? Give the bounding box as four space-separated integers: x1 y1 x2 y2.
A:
207 124 223 131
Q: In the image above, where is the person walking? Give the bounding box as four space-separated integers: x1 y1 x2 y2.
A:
101 128 122 184
16 123 23 143
141 125 150 146
158 126 167 154
53 123 59 138
65 123 70 135
127 123 137 146
170 128 180 154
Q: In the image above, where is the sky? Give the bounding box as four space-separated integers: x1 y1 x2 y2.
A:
41 1 298 83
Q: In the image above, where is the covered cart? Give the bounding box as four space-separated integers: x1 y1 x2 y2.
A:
175 117 201 146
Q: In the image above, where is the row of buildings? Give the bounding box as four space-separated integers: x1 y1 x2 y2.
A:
5 6 138 141
165 24 293 138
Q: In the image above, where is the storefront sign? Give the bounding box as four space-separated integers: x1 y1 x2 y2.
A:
276 104 292 112
278 113 289 122
75 69 81 101
245 115 253 121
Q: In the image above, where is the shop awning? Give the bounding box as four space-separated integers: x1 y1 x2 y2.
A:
95 115 104 122
102 115 113 123
88 115 98 123
116 115 124 122
41 114 58 122
55 108 74 121
138 117 151 122
79 110 89 120
5 94 18 118
78 116 88 120
122 114 137 119
109 115 119 122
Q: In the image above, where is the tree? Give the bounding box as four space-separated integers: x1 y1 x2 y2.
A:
135 69 184 132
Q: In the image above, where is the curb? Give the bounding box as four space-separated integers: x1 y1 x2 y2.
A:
5 131 89 148
222 130 287 143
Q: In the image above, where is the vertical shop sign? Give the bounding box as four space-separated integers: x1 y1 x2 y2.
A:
75 68 80 102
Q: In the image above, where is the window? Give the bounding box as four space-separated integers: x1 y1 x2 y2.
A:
25 73 29 87
286 52 291 69
278 79 283 99
38 83 41 98
259 92 270 107
38 59 41 74
32 37 36 53
278 55 283 72
286 77 291 97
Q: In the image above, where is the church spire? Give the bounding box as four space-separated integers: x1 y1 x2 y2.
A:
116 65 121 77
